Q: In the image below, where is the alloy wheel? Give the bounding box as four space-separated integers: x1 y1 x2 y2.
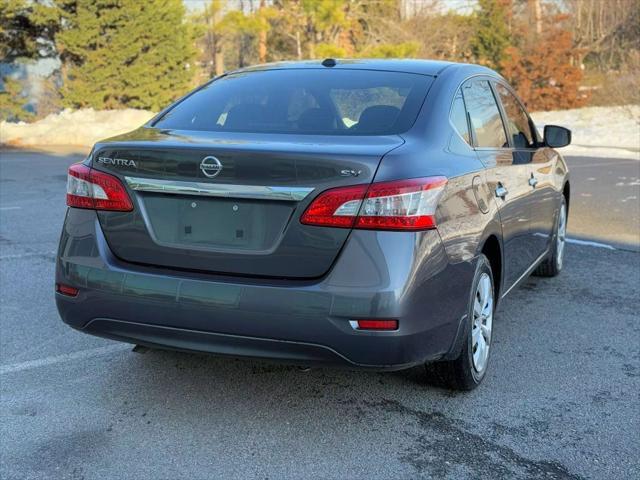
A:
472 272 493 374
556 203 567 270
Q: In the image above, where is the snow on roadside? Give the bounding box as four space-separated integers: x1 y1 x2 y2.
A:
1 105 638 160
531 105 640 160
0 108 155 148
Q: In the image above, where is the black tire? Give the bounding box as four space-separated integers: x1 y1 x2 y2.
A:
426 254 495 391
534 196 567 277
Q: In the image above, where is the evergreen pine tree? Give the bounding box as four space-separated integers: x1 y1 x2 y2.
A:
0 76 34 121
470 0 511 71
1 0 60 120
57 0 195 111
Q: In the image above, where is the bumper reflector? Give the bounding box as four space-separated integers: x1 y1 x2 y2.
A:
352 319 399 331
56 283 79 297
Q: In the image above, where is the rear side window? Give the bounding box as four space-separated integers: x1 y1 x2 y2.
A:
462 80 508 148
495 83 535 148
154 69 433 135
450 90 470 144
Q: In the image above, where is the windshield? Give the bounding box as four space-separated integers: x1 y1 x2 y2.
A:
153 69 433 135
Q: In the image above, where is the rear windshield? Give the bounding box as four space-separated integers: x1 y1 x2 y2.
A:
153 69 432 135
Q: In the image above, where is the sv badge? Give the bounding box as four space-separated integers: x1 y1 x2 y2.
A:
340 169 362 177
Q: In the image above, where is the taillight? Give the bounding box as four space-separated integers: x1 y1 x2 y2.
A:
66 163 133 211
300 177 447 231
299 184 368 228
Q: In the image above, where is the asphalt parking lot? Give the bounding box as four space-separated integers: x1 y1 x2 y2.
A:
1 148 639 479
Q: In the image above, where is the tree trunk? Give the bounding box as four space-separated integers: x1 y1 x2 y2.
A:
209 33 217 77
295 30 302 60
308 40 315 59
239 36 245 68
258 31 267 63
258 0 267 63
215 50 225 76
530 0 542 35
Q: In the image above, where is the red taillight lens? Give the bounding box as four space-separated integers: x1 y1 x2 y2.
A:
300 183 368 228
67 163 133 212
353 319 399 331
56 283 79 297
300 177 447 231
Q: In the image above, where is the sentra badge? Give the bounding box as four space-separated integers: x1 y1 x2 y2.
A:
96 157 137 168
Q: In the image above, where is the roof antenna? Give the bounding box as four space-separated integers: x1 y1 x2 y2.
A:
321 58 337 68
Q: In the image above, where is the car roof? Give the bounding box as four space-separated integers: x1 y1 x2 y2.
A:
229 59 495 77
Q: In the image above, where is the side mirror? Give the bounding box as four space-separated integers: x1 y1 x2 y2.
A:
544 125 571 148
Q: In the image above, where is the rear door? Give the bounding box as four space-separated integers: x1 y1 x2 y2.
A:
493 82 556 259
91 68 432 278
461 79 534 287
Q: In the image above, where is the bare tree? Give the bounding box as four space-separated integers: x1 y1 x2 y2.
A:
200 0 226 76
564 0 640 69
530 0 542 35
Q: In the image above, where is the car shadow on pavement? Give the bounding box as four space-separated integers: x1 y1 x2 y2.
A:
95 335 586 479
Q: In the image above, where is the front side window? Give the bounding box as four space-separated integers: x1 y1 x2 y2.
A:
462 80 508 148
154 69 433 136
495 83 535 148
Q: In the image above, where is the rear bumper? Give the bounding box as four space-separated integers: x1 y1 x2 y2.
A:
56 208 475 369
80 319 416 369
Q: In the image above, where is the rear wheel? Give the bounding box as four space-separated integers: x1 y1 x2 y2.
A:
426 254 494 391
534 196 567 277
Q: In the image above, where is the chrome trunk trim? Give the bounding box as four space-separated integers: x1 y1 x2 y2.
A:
124 176 314 202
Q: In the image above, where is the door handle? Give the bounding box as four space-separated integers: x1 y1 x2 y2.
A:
529 175 538 188
495 184 508 199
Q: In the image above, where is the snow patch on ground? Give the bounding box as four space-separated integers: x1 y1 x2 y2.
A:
531 105 640 160
1 105 638 160
0 108 155 148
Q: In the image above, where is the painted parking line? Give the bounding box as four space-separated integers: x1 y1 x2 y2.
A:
0 206 22 211
0 344 130 375
566 238 616 250
0 251 56 261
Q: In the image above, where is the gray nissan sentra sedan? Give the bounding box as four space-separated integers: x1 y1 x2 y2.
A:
56 59 571 390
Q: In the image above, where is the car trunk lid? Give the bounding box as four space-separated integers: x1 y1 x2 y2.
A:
91 129 403 278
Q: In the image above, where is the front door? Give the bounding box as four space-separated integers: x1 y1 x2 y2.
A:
493 82 556 259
